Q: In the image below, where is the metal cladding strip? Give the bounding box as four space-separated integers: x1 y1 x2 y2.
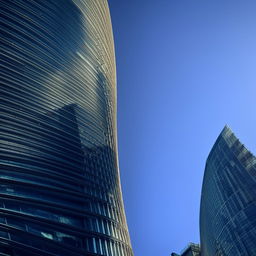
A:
200 126 256 256
0 0 133 255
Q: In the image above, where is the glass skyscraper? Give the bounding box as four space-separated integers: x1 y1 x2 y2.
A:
0 0 133 255
172 126 256 256
200 126 256 256
171 243 200 256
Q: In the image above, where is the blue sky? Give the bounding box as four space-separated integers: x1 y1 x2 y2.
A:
108 1 256 255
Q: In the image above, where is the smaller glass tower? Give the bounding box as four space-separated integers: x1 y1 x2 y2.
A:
171 243 200 256
200 126 256 256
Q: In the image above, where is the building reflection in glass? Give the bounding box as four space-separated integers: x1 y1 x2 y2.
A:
0 0 133 255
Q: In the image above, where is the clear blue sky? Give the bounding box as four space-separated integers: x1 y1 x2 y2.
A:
108 1 256 255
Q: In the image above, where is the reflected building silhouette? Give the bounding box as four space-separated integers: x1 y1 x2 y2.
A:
0 0 133 255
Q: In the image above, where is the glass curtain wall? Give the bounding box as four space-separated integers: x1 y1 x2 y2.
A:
0 0 133 255
200 126 256 256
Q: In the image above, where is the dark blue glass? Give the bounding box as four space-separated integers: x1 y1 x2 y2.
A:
0 0 133 255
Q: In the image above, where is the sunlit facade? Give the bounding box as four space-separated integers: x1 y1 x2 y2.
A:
0 0 133 255
200 126 256 256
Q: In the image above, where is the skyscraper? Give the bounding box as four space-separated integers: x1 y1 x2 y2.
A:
0 0 133 255
200 126 256 256
171 243 200 256
172 126 256 256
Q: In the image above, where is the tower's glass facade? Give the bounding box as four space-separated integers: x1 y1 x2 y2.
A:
0 0 133 255
171 243 200 256
200 126 256 256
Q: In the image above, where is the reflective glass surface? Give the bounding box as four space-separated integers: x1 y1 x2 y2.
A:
200 126 256 256
0 0 133 255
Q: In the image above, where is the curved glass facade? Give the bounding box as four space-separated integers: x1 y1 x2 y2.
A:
0 0 133 255
200 126 256 256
